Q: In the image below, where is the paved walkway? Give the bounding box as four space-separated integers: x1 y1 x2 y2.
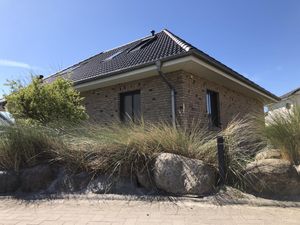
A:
0 198 299 225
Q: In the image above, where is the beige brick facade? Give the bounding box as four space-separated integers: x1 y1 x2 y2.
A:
81 70 263 128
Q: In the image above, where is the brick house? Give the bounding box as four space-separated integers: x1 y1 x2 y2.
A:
46 29 279 128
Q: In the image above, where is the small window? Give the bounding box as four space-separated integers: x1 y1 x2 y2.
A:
127 36 157 53
120 90 141 122
103 49 125 61
206 90 220 127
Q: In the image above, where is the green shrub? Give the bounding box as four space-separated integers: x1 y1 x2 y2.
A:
264 106 300 164
5 76 88 126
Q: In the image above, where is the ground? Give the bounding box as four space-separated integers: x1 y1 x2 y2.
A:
0 197 299 225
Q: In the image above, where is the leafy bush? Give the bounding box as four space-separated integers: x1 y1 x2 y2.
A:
5 76 88 125
264 106 300 164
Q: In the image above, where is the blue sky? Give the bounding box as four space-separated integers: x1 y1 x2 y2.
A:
0 0 299 98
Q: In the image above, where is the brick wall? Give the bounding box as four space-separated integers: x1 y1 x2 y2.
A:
179 71 264 128
81 70 264 128
81 71 185 125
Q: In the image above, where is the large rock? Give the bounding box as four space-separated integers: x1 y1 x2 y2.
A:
153 153 216 195
86 175 111 194
87 175 142 195
0 171 19 193
244 159 300 196
20 164 56 192
136 168 155 190
255 149 282 161
47 169 92 193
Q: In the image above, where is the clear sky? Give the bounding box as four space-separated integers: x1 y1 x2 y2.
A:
0 0 299 98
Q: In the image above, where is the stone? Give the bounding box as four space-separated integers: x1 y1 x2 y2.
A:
153 153 216 195
244 159 300 196
0 171 19 193
70 172 92 192
136 168 155 190
255 149 282 161
20 164 55 192
87 175 112 194
47 169 92 193
87 175 140 195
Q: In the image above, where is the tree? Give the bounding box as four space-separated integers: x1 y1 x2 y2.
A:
5 76 88 125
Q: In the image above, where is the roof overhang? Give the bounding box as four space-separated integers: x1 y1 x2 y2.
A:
75 54 279 103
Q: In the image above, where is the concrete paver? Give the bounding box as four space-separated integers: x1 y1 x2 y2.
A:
0 198 299 225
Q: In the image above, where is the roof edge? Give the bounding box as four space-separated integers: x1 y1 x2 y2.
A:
189 50 280 102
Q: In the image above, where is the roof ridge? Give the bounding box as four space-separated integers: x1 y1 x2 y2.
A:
162 29 193 52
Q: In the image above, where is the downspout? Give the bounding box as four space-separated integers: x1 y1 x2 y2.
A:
155 60 176 128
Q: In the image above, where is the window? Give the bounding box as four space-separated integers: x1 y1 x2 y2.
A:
120 90 141 122
206 90 220 127
103 49 124 61
127 35 157 53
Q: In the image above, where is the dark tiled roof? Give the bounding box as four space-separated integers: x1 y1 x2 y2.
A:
281 87 300 99
45 29 279 101
45 30 191 84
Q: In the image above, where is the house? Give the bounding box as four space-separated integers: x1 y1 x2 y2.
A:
45 29 279 128
0 112 13 126
267 87 300 115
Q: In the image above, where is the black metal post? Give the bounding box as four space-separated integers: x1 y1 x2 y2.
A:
217 136 226 185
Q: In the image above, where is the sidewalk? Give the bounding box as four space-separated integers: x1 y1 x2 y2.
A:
0 197 299 225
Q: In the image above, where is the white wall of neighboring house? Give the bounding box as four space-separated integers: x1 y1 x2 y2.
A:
266 89 300 120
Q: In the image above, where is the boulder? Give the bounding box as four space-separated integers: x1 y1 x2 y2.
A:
136 168 155 190
255 149 282 161
244 159 300 196
0 171 20 193
47 170 92 193
87 175 140 195
87 175 112 194
153 153 216 195
20 164 55 192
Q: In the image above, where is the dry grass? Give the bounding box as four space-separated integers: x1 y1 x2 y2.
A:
264 106 300 164
0 117 265 188
52 121 218 175
0 125 63 171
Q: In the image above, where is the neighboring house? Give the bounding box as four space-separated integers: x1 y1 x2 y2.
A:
43 29 279 128
0 112 13 126
267 87 300 116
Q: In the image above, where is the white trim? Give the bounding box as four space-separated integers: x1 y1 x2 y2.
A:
75 65 157 91
189 56 277 102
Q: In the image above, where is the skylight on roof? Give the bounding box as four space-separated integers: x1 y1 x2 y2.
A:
127 35 157 53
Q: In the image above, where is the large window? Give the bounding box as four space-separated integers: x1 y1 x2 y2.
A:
120 90 141 122
206 90 220 127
